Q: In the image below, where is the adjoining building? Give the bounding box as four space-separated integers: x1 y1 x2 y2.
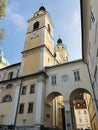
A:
81 0 98 129
0 1 98 130
74 99 91 130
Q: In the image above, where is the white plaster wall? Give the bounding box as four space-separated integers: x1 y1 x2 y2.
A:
45 61 93 101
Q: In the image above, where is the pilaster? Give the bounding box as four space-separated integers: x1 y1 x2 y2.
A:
35 75 46 125
64 100 72 130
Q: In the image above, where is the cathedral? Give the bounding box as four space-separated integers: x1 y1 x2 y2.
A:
0 2 98 130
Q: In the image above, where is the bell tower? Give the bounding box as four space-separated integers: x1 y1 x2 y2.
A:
20 4 54 76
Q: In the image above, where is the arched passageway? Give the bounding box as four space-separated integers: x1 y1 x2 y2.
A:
45 92 66 130
70 88 98 130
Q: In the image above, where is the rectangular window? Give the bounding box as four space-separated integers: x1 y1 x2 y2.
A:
91 11 95 23
97 49 98 57
94 66 97 82
28 102 33 113
8 72 13 80
91 10 96 29
30 84 35 94
52 75 56 85
74 71 80 81
19 103 24 114
21 86 26 95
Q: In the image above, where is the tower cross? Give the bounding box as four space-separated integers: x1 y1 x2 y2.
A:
42 0 44 6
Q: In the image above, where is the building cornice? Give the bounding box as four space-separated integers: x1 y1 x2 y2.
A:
0 71 48 84
45 59 83 69
0 62 21 71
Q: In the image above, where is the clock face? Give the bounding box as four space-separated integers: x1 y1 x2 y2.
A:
31 31 39 38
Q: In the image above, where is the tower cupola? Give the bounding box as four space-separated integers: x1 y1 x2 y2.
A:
54 37 70 63
39 4 46 11
57 38 63 44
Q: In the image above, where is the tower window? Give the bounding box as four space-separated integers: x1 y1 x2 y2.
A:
33 21 39 31
48 58 50 62
74 70 80 81
28 102 33 113
51 75 57 85
21 86 26 95
48 24 51 34
19 103 24 114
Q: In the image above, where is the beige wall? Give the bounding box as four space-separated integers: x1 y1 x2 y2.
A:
0 81 20 125
16 78 38 126
22 50 40 75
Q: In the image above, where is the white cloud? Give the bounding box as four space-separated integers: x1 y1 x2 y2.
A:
6 2 27 31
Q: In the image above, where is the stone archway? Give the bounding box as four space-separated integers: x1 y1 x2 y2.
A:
70 88 98 130
44 92 66 130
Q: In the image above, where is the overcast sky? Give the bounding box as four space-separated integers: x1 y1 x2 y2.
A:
0 0 81 65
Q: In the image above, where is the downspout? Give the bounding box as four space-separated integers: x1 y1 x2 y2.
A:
14 78 23 128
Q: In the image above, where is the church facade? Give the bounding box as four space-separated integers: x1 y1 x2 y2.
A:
0 1 98 130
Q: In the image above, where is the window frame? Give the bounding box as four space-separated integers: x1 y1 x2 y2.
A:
6 84 13 89
8 72 13 80
74 70 80 81
51 75 57 85
30 84 35 94
2 95 12 103
21 86 27 95
19 103 24 114
28 102 34 113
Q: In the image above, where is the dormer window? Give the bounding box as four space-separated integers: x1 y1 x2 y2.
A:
33 21 39 31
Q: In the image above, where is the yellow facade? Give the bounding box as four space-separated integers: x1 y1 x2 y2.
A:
0 2 98 130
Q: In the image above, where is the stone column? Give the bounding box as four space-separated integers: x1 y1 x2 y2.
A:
64 100 72 130
52 98 58 128
52 99 56 127
35 76 45 126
